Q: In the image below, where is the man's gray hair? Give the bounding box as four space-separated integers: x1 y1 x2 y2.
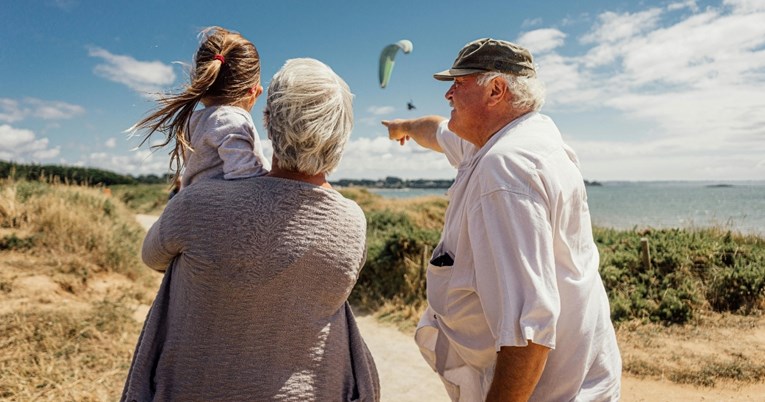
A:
477 71 546 112
265 58 354 176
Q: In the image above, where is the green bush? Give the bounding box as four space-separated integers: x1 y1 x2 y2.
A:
595 227 765 325
110 184 169 214
351 210 440 312
0 234 35 251
350 201 765 327
707 263 765 314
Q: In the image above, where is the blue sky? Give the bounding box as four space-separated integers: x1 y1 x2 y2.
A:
1 0 763 181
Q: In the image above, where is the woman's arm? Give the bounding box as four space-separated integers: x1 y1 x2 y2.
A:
141 204 182 272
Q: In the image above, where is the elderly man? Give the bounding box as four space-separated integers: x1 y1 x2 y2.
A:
382 38 621 401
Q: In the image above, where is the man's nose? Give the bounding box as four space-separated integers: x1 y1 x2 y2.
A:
444 84 454 100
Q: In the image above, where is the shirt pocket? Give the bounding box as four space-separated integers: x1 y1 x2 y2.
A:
426 243 454 315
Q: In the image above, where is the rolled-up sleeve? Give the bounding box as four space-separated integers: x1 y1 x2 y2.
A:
469 188 559 351
436 120 474 168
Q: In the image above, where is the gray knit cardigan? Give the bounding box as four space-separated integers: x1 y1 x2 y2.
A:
121 176 379 401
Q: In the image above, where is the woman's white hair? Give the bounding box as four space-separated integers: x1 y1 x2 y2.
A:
265 58 354 176
477 71 546 112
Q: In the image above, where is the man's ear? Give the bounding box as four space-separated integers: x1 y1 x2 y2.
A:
488 78 509 106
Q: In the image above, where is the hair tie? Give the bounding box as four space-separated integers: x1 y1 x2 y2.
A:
214 54 225 64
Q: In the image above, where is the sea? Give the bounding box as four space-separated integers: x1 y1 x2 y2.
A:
367 181 765 237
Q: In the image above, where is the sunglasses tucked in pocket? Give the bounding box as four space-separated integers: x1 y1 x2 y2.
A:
430 253 454 267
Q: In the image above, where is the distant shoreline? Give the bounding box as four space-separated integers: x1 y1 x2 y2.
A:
330 178 604 189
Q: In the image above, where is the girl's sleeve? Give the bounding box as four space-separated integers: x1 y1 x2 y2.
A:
219 123 269 179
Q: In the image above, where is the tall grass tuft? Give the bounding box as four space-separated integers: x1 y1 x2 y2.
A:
1 179 145 278
1 301 141 401
0 179 155 400
110 183 170 215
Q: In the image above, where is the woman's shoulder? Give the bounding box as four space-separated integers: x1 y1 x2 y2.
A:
335 193 365 221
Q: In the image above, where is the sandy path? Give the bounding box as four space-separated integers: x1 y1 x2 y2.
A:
354 314 449 401
134 215 765 401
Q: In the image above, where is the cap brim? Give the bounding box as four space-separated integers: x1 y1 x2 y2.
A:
433 68 487 81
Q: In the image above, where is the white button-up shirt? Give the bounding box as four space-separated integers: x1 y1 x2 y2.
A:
415 113 622 401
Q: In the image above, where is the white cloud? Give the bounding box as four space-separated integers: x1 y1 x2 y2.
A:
516 29 567 54
85 148 169 176
82 138 272 177
535 54 600 107
332 136 454 180
580 8 663 45
0 98 85 123
32 147 61 160
88 47 176 95
0 99 23 123
618 10 765 87
367 106 395 115
569 135 765 181
0 124 35 148
25 98 86 120
105 138 117 148
0 124 60 162
724 0 765 12
668 0 698 12
521 18 542 28
525 1 765 180
359 106 397 126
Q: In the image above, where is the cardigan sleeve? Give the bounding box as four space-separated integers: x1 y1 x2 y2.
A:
141 198 184 272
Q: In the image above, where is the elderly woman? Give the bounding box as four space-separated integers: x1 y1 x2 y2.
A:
122 58 379 402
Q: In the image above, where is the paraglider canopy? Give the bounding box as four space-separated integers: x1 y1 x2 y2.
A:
379 39 413 88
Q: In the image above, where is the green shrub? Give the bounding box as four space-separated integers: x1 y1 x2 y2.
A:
595 227 765 325
707 263 765 314
0 234 35 250
351 210 440 312
351 205 765 327
110 184 169 215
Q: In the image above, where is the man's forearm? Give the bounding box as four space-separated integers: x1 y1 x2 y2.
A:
485 342 550 402
382 115 446 152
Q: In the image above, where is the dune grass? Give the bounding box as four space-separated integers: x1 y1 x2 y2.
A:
109 183 169 215
0 179 157 400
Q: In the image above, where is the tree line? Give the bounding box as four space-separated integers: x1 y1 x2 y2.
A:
331 177 454 189
0 161 171 186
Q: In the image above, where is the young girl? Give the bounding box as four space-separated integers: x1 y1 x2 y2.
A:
133 26 269 189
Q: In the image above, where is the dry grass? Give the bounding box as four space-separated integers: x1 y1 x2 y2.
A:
1 301 142 401
0 179 160 401
338 187 448 231
617 312 765 387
